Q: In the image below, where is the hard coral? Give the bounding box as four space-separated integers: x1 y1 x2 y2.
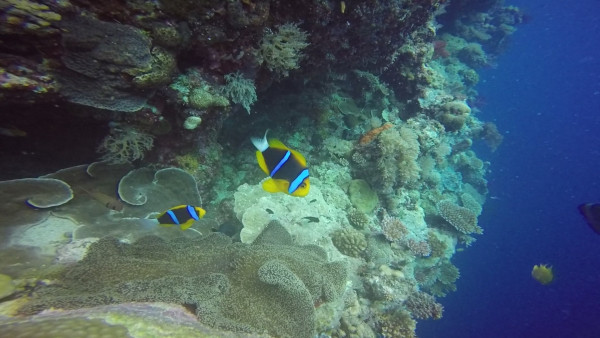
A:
257 23 310 77
380 213 408 242
436 200 482 235
405 292 443 320
221 72 257 114
97 127 154 164
331 228 367 258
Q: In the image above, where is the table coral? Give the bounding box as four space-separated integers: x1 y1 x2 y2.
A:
0 177 73 227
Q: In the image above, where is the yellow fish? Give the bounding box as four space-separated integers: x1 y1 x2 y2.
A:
156 205 206 230
531 264 554 285
251 131 310 197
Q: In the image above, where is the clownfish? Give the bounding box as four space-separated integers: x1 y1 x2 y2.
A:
251 131 310 197
156 205 206 230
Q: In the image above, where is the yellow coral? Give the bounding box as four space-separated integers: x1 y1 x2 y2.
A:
175 154 200 173
2 0 62 35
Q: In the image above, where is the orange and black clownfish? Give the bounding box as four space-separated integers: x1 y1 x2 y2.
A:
156 205 206 230
251 131 310 197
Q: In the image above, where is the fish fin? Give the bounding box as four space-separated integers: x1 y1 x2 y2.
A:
256 151 270 175
291 178 310 197
251 130 270 152
195 207 207 219
159 222 176 228
180 219 195 230
262 178 288 194
268 139 289 150
289 148 307 167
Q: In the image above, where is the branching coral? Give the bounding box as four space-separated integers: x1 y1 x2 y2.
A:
347 208 370 230
378 309 416 338
221 72 257 114
257 23 309 76
436 200 482 235
380 213 408 242
404 292 443 320
97 127 154 164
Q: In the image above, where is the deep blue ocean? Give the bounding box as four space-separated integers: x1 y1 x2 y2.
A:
419 1 600 337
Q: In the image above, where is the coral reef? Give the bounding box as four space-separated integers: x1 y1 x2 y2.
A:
437 200 482 235
58 17 156 112
256 23 310 77
221 72 257 114
1 302 267 338
331 228 368 258
405 292 444 320
17 223 347 338
0 177 73 227
0 0 525 335
97 127 154 164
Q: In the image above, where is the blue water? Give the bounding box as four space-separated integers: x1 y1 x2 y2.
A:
419 1 600 337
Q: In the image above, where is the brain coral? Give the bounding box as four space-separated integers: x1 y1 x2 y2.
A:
18 223 347 338
331 228 367 258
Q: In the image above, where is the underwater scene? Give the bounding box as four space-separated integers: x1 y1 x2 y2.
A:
1 0 599 337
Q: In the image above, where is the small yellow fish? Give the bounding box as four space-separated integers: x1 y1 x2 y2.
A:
156 205 206 230
531 264 554 285
341 1 346 14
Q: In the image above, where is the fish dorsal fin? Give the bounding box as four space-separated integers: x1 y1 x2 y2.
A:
268 139 288 150
268 139 307 166
289 148 307 167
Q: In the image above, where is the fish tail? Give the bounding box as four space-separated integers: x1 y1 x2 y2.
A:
251 130 270 152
